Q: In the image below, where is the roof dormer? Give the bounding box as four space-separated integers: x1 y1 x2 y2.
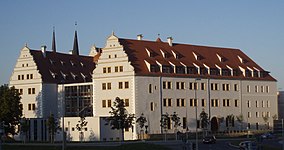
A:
216 53 226 62
193 52 202 60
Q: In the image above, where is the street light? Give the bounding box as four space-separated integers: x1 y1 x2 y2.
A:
195 78 201 150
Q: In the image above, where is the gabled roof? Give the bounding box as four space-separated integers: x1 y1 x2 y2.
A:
118 38 276 81
30 50 96 84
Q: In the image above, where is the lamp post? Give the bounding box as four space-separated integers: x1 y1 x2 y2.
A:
195 78 201 150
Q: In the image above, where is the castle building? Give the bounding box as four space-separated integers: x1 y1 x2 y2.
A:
9 31 277 141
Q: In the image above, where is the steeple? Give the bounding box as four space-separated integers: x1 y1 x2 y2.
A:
52 27 56 52
72 22 79 55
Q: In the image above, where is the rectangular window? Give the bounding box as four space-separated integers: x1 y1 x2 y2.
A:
27 74 30 79
102 83 106 90
266 86 269 93
163 98 167 107
150 102 154 111
18 75 21 80
107 83 111 90
247 100 251 108
115 66 119 72
32 103 36 110
125 82 129 89
182 117 187 129
163 81 166 89
262 101 265 107
124 99 129 107
149 84 152 93
201 99 206 107
256 101 259 107
22 75 24 80
181 82 185 89
247 85 250 93
201 83 206 90
119 82 123 89
102 100 106 108
234 84 239 91
32 88 35 94
28 104 31 110
167 82 172 89
28 88 31 94
30 74 33 79
176 82 180 89
267 101 270 107
176 99 180 107
103 67 107 73
235 99 238 107
256 112 259 118
181 99 185 107
248 112 251 118
107 67 111 73
255 85 258 92
211 83 219 91
107 100 111 107
168 98 172 107
119 66 123 72
211 99 219 107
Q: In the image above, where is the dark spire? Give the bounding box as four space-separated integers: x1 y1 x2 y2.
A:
52 27 56 52
72 22 79 55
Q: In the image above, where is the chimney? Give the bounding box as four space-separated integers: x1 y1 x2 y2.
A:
167 37 173 46
41 45 47 57
137 34 143 40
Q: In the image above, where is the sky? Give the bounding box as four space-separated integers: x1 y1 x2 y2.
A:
0 1 283 89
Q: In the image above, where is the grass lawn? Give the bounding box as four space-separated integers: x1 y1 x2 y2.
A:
3 143 171 150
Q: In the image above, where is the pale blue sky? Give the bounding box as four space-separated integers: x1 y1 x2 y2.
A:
0 1 283 89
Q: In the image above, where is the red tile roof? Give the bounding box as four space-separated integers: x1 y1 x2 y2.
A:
30 50 96 84
118 38 276 81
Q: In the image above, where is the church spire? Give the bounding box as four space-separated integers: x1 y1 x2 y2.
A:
72 22 79 55
52 26 56 52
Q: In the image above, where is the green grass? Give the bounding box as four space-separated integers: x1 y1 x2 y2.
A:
3 143 171 150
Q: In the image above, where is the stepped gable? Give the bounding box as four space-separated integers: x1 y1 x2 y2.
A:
30 50 95 84
118 38 276 81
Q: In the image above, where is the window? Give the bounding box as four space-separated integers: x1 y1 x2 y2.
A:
149 84 152 93
211 99 219 107
256 101 259 107
119 82 123 89
247 100 251 108
125 82 129 89
267 101 270 107
32 88 35 94
27 74 30 79
256 112 259 118
19 89 23 95
255 85 258 92
102 83 106 90
183 117 187 129
28 104 31 110
222 84 230 91
107 67 111 73
234 84 239 91
266 86 269 93
163 98 172 107
103 67 107 73
211 83 219 91
107 83 111 90
163 81 172 89
102 100 106 108
176 82 185 90
177 99 185 107
115 66 119 72
124 99 129 107
201 99 206 107
28 88 31 94
30 74 33 79
32 104 36 110
262 101 265 107
119 66 123 72
107 100 111 107
189 99 198 107
201 83 206 90
189 82 197 90
223 99 230 107
150 102 154 111
18 75 21 80
22 75 24 80
235 99 239 107
248 112 251 118
261 86 264 93
247 85 250 93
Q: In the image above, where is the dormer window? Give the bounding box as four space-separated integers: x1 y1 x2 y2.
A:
226 65 233 76
193 52 202 60
50 59 56 65
193 63 200 74
215 65 222 75
162 65 173 73
217 54 226 62
176 66 185 74
70 60 76 67
49 70 57 79
187 67 198 74
81 73 87 82
253 67 260 78
60 60 65 66
70 72 78 80
80 62 84 67
203 64 210 75
160 49 170 58
60 71 67 80
145 48 154 57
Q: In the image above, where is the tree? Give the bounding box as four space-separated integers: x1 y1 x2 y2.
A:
105 97 135 141
170 112 181 140
20 117 29 143
160 113 170 141
199 110 209 136
136 113 147 139
236 114 244 130
46 114 60 143
76 116 88 142
0 85 22 136
263 114 269 129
